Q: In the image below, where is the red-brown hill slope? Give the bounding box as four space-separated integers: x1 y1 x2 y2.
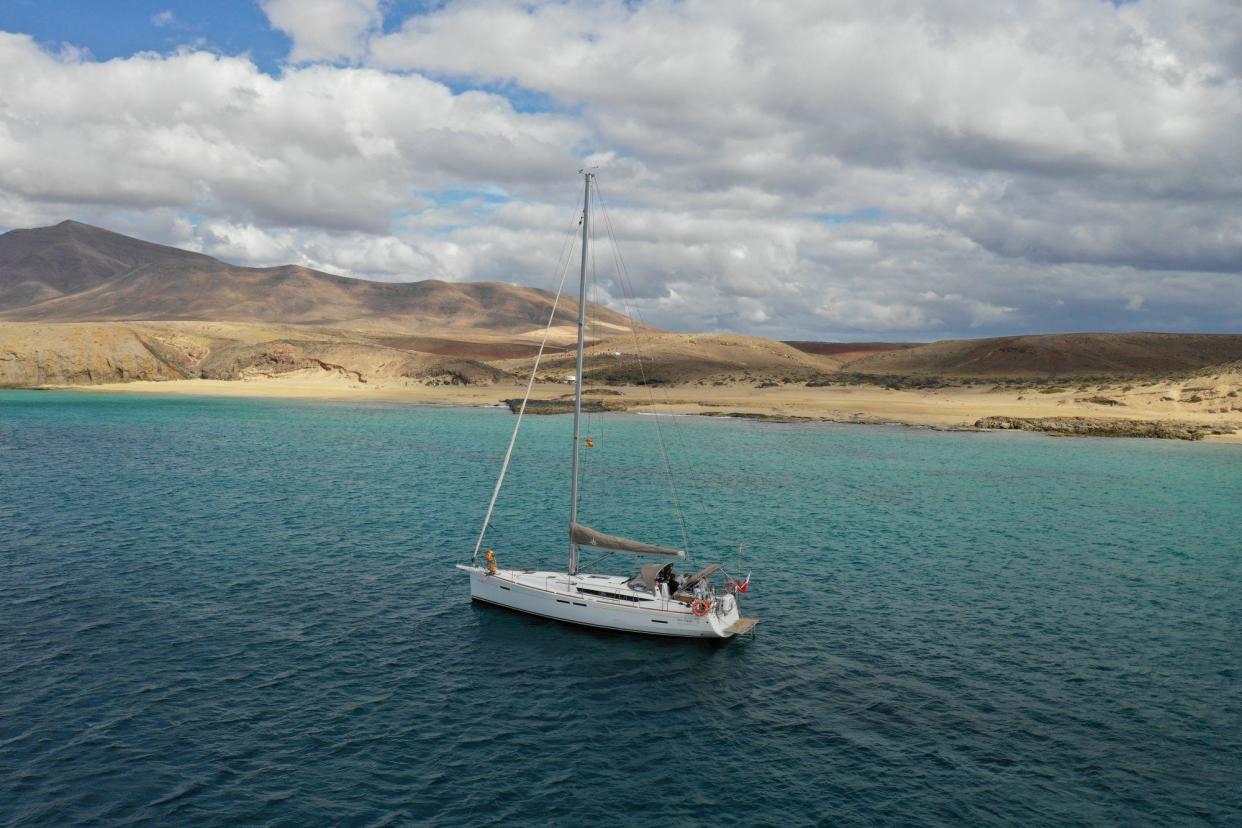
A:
845 333 1242 377
0 221 638 335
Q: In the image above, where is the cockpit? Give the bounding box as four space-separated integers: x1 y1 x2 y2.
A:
626 562 721 601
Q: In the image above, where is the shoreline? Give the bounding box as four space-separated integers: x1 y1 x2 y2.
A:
14 375 1242 445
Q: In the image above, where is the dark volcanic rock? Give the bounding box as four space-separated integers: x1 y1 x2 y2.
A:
973 415 1237 441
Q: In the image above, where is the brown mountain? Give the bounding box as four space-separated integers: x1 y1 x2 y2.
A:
0 220 637 334
4 222 1241 394
844 332 1242 377
0 220 216 309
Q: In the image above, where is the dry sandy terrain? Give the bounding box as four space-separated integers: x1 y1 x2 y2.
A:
64 369 1242 444
8 220 1240 442
7 321 1241 443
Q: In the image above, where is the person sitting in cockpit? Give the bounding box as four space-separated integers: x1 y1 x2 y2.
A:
654 563 678 598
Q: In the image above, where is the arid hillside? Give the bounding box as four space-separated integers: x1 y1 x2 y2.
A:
0 321 516 388
844 333 1242 378
500 333 844 385
0 221 636 335
3 221 1242 400
784 340 920 363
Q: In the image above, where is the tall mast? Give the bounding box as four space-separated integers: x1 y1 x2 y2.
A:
568 171 591 576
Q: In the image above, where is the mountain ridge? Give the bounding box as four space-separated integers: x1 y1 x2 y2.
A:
3 220 1242 390
0 220 638 335
843 332 1242 377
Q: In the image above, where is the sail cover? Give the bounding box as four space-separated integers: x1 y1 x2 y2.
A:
571 523 685 557
679 564 720 591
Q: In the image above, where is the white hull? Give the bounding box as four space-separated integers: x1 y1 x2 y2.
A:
457 565 747 639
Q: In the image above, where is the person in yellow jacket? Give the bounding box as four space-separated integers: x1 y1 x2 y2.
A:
485 549 497 575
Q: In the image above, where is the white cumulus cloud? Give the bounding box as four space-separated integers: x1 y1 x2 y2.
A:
1 1 1241 339
261 0 383 62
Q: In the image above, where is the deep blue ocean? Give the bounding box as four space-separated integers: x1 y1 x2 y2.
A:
1 391 1239 826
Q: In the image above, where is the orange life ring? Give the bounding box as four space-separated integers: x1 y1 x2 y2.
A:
691 599 711 617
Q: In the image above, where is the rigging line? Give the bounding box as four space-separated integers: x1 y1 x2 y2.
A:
584 181 602 513
583 181 609 519
593 180 693 558
592 187 686 445
584 188 617 532
483 520 521 549
595 187 691 558
594 206 609 419
471 211 580 564
580 182 593 510
593 204 695 566
589 194 607 511
579 550 616 572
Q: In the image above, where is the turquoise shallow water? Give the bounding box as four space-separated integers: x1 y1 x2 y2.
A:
1 391 1240 826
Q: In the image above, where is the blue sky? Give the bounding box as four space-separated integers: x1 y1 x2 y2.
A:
0 1 457 73
3 1 288 71
2 1 568 118
0 0 1239 339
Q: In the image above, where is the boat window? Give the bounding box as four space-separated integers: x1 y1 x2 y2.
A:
576 586 649 603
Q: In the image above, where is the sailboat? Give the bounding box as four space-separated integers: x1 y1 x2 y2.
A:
456 172 757 639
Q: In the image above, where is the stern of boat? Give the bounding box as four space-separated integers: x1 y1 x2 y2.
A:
708 592 758 639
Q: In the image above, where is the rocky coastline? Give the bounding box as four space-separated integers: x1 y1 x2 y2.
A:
972 415 1240 441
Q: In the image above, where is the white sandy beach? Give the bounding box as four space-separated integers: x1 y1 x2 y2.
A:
61 371 1242 444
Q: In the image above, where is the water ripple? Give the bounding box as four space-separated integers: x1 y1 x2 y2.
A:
1 392 1239 826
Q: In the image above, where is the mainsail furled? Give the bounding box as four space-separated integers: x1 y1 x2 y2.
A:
571 523 686 558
